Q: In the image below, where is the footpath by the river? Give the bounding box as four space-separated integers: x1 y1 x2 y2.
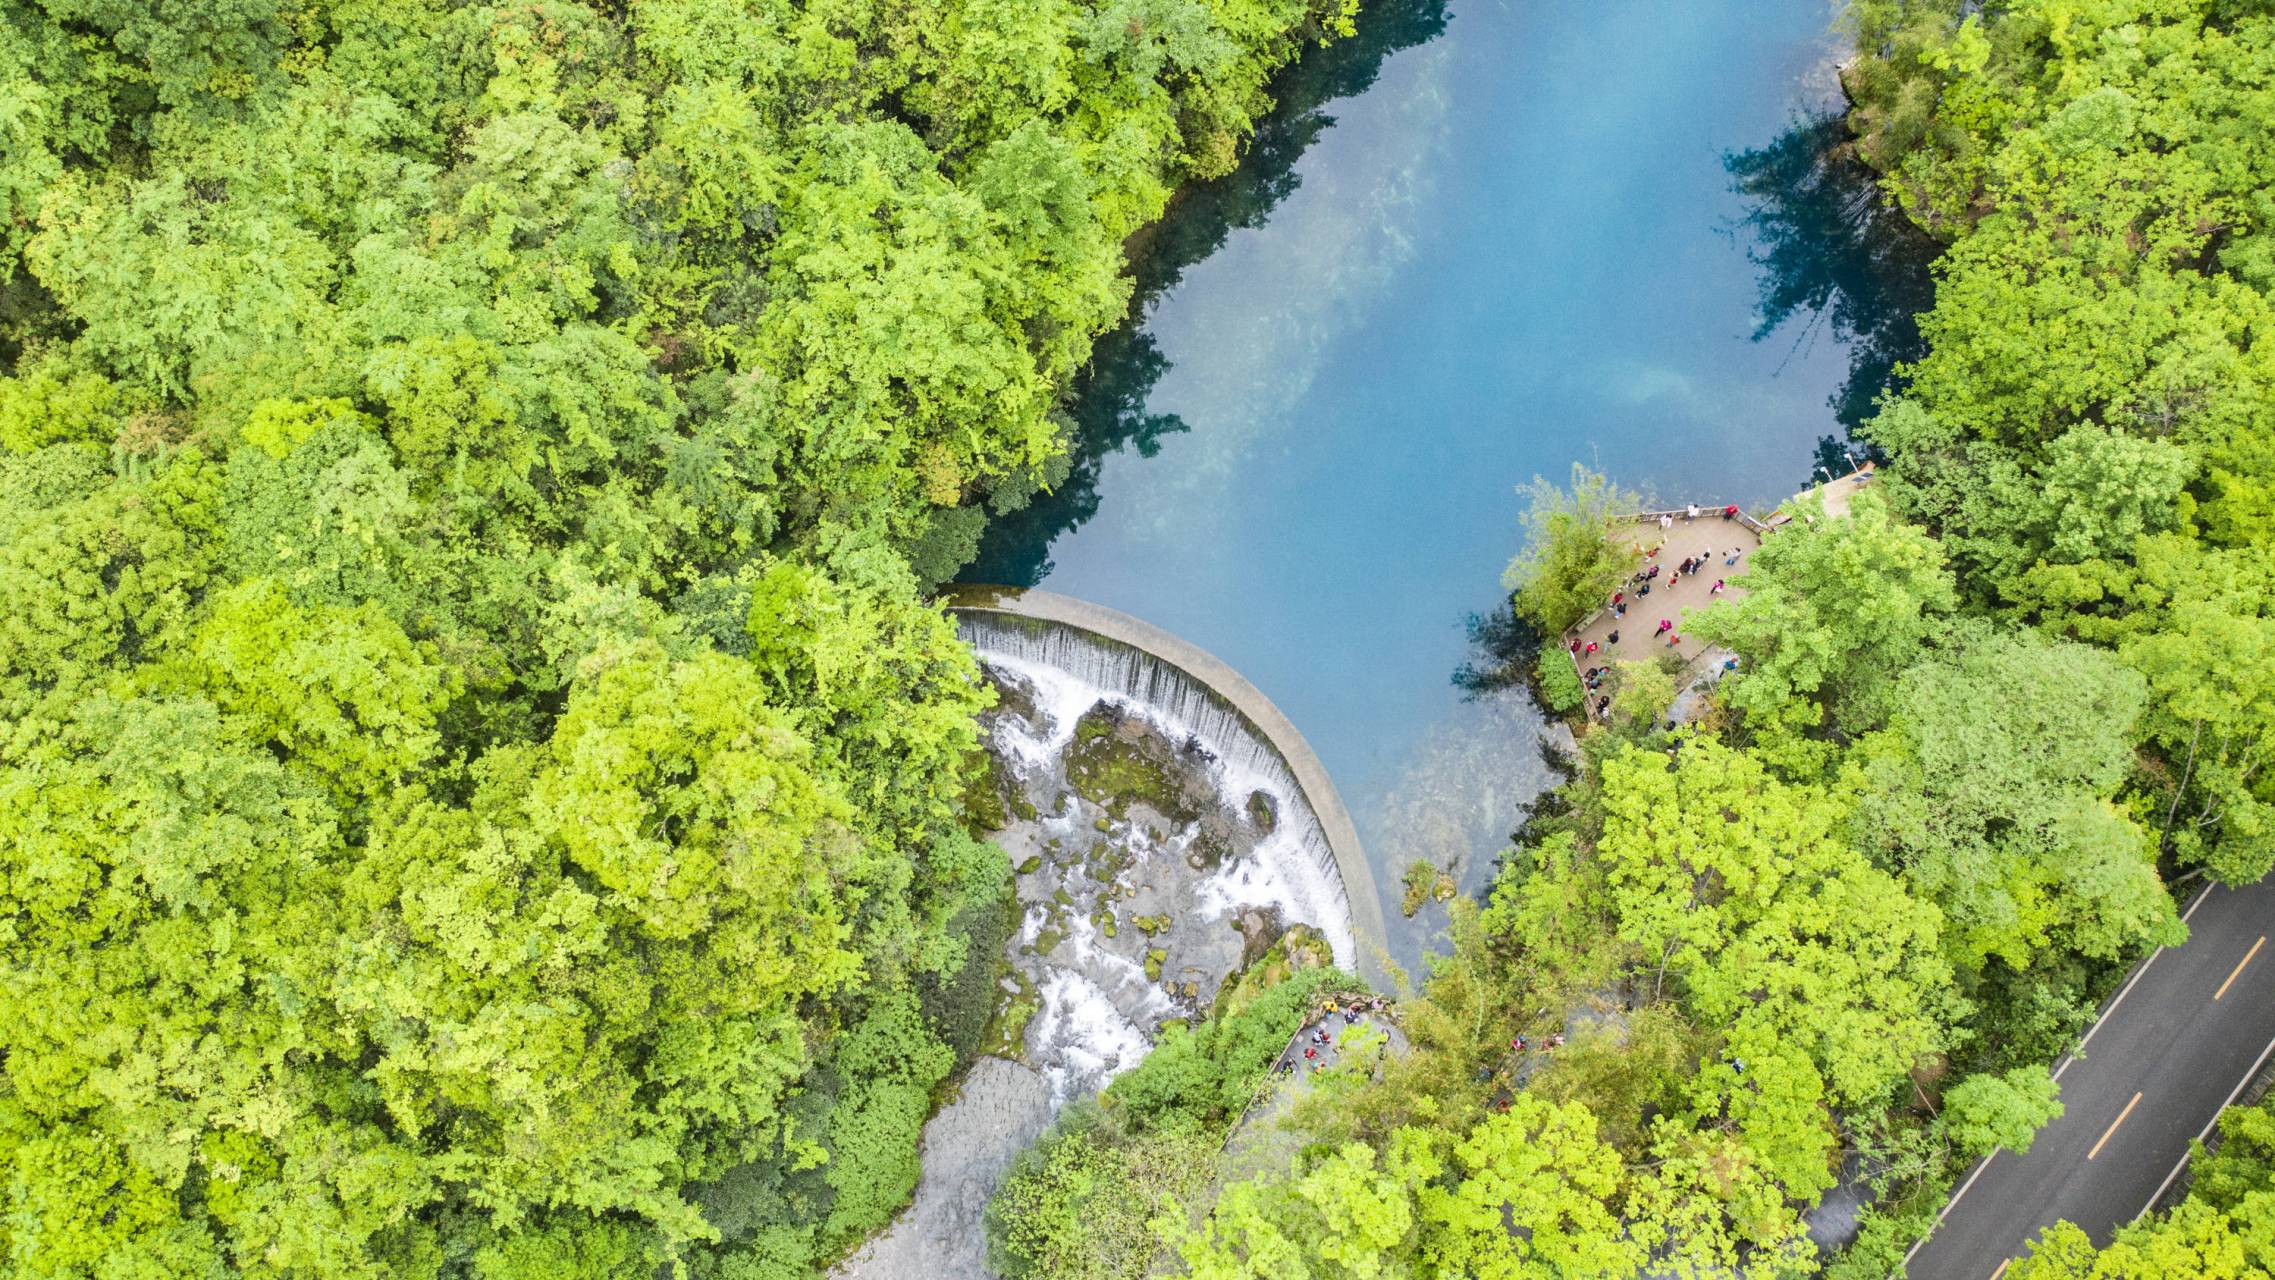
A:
1221 995 1407 1185
1563 465 1878 722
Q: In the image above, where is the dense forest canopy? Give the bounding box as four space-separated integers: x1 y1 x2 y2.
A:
0 0 1357 1276
9 0 2275 1276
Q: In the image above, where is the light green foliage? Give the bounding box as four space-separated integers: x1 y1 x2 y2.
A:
1102 965 1337 1126
1525 1008 1697 1155
987 1103 1221 1280
987 966 1342 1280
1174 1134 1436 1280
1625 1127 1818 1279
1597 739 1953 1120
1504 465 1644 635
0 0 1347 1271
1607 657 1674 731
1848 628 2181 970
1417 1098 1641 1280
1943 1067 2064 1157
2007 1195 2275 1279
1688 489 1956 738
2114 540 2275 883
1822 4 2275 1273
1845 0 2275 884
987 973 1337 1280
2190 1100 2275 1213
184 578 457 796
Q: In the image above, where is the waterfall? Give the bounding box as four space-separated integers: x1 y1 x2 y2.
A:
956 611 1358 966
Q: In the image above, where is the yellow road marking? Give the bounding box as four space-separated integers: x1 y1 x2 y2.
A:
2215 936 2265 1002
1989 1260 2011 1280
2089 1093 2143 1161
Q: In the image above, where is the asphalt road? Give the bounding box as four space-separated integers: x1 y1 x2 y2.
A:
1905 874 2275 1280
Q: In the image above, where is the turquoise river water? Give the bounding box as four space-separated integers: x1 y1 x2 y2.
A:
962 0 1936 967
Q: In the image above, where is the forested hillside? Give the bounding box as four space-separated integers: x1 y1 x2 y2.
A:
989 2 2275 1277
0 0 1355 1275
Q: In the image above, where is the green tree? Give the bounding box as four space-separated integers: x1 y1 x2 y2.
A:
1687 489 1957 739
1418 1099 1642 1280
1846 628 2182 970
1173 1135 1436 1280
1943 1067 2064 1157
1504 465 1644 635
1597 738 1954 1116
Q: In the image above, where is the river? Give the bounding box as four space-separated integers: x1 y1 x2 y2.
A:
961 0 1936 971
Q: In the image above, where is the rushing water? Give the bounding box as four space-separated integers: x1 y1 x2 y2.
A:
959 612 1361 965
961 0 1937 967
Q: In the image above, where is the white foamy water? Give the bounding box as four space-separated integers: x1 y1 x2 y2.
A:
1028 970 1155 1102
962 618 1357 964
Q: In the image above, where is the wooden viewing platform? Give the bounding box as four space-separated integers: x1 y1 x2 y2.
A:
1560 465 1877 694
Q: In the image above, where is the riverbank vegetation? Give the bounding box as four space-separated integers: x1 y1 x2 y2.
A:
987 951 1353 1280
1020 2 2275 1275
0 0 1358 1275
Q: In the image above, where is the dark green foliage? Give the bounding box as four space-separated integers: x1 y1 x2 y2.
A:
1534 650 1585 714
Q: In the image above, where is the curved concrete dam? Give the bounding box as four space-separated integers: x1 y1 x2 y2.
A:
945 585 1391 987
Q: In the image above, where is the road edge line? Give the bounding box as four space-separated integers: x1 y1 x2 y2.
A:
2062 884 2214 1072
1906 883 2216 1266
2133 1027 2275 1223
1901 1152 1998 1269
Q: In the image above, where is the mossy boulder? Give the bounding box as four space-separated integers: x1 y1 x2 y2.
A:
1399 859 1460 918
1185 826 1231 873
1065 705 1209 823
979 970 1039 1060
1144 948 1168 982
981 668 1040 726
1245 789 1278 834
957 746 1012 837
1212 922 1336 1023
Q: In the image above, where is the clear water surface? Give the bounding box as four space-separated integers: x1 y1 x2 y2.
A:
963 0 1936 968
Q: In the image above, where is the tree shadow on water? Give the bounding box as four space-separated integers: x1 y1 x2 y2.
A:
961 0 1454 587
1724 112 1939 488
1451 599 1542 702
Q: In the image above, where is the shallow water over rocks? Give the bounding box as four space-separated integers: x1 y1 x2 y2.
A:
835 657 1353 1280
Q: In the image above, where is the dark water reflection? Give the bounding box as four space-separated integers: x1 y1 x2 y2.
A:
1726 112 1939 477
974 0 1455 587
964 0 1940 968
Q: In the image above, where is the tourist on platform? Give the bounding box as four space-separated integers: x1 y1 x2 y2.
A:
1709 579 1725 595
1725 546 1743 566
